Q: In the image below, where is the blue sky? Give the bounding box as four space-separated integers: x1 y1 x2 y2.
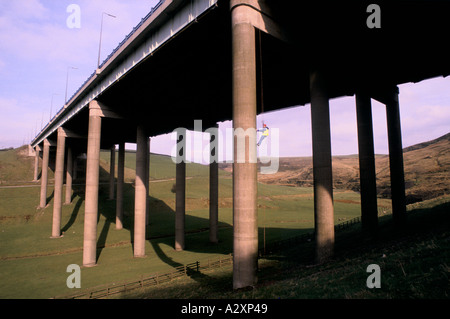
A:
1 0 449 162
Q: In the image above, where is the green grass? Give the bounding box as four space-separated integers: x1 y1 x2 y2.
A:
2 146 447 300
122 195 450 299
0 147 374 299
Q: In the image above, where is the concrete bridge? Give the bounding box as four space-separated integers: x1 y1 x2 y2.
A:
30 0 450 289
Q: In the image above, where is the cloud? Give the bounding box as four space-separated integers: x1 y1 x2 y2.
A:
0 0 160 147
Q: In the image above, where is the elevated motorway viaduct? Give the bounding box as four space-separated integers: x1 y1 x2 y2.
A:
31 0 450 289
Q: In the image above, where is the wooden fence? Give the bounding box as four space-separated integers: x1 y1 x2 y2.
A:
54 254 232 299
55 215 365 299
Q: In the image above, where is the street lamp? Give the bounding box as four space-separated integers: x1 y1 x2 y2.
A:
97 12 117 69
50 93 60 121
65 66 78 104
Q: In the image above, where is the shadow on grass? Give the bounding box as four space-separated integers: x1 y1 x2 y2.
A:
60 165 236 271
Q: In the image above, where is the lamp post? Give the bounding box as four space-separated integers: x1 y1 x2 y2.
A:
50 93 60 121
97 12 117 69
65 66 78 104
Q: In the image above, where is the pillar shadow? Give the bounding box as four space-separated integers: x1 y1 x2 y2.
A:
96 219 112 261
61 196 83 233
82 165 321 276
150 239 211 282
46 190 54 204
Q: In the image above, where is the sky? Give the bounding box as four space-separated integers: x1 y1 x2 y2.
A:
1 0 449 163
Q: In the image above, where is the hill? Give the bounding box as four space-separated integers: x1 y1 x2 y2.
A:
254 132 450 204
0 145 40 185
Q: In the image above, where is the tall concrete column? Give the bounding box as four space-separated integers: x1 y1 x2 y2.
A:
52 127 66 238
175 129 186 251
209 126 219 244
83 102 102 267
355 93 378 235
39 140 50 208
134 125 147 257
310 69 335 264
385 87 406 228
145 138 150 226
109 146 116 200
231 8 258 289
116 142 125 230
33 146 40 181
65 146 73 205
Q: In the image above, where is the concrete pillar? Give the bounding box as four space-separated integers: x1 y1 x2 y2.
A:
33 146 40 181
116 142 125 230
52 127 66 238
355 93 378 235
175 129 186 251
109 146 115 200
209 126 219 244
65 146 73 205
134 125 147 257
83 103 102 267
145 138 150 226
310 69 335 264
39 140 50 208
386 87 407 228
231 10 258 289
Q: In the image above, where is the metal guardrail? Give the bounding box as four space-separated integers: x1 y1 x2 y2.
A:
33 1 166 144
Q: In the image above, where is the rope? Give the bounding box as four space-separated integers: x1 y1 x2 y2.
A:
258 29 265 126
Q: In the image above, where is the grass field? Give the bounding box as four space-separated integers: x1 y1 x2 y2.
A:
122 195 450 299
0 147 383 299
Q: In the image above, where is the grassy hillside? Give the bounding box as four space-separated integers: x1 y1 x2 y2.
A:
122 195 450 299
0 147 367 298
256 132 450 204
0 141 447 299
0 146 42 185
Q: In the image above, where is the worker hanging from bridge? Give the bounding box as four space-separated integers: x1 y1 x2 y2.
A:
257 123 269 146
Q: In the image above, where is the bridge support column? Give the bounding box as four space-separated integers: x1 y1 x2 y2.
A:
39 140 50 208
52 127 66 238
231 10 258 289
310 69 335 264
175 129 186 251
109 146 115 200
83 102 102 267
355 93 378 235
386 87 406 228
209 126 219 244
146 138 151 226
33 145 40 181
65 146 73 205
134 125 147 257
116 142 125 230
